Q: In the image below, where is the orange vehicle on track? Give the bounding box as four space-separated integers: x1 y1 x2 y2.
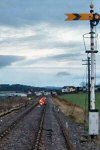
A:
39 97 46 105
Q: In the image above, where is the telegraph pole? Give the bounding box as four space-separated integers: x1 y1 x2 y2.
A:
82 56 91 111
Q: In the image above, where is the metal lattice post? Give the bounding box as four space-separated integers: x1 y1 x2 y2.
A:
90 20 95 110
88 57 91 111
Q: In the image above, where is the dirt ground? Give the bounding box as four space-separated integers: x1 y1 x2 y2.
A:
52 96 86 124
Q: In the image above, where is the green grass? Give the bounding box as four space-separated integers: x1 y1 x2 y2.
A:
95 92 100 110
58 92 100 110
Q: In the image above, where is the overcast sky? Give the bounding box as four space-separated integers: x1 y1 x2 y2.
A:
0 0 100 87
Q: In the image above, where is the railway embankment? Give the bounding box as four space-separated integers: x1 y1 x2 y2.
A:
52 96 86 124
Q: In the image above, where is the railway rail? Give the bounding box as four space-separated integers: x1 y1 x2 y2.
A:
0 96 97 150
33 97 76 150
0 104 28 118
34 104 46 150
33 97 75 150
0 102 39 139
54 106 75 150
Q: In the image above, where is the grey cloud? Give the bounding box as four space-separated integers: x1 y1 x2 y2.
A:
33 39 84 51
20 52 81 66
52 41 83 50
0 31 49 48
56 72 71 76
0 55 25 68
0 34 83 52
96 75 100 79
0 0 90 27
47 53 81 61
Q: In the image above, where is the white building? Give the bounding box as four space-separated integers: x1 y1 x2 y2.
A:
62 86 76 93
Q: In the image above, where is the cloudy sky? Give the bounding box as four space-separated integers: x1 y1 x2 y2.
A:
0 0 100 87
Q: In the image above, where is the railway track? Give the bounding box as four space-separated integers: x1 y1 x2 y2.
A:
33 97 75 150
33 99 53 150
0 104 29 118
0 96 79 149
0 96 98 150
54 109 75 150
0 102 39 139
0 99 47 150
34 104 46 150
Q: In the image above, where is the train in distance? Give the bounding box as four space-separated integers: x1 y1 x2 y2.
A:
39 97 47 105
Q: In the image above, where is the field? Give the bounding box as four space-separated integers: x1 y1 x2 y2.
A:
0 97 29 114
58 92 100 110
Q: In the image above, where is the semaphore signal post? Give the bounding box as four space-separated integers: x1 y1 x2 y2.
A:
65 2 100 137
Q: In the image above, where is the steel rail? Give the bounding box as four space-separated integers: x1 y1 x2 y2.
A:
0 104 29 118
34 104 46 150
54 111 75 150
